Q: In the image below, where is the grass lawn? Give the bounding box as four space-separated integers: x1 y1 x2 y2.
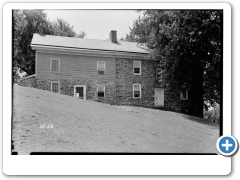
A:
12 85 219 154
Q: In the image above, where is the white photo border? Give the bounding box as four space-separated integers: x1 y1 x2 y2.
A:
3 3 231 175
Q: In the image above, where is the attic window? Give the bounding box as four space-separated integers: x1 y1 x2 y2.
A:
51 58 60 72
97 61 105 75
133 61 141 75
180 86 188 100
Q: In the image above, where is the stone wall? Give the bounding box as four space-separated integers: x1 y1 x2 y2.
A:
116 58 160 108
19 77 116 105
19 61 191 112
60 79 116 105
164 82 191 112
115 58 191 111
36 78 51 91
19 76 36 87
19 77 51 91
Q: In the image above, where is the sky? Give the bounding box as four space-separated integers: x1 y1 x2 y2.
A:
44 10 142 40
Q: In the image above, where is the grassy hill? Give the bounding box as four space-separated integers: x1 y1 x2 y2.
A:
12 85 219 154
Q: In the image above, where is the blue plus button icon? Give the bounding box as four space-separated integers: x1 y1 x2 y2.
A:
217 135 238 156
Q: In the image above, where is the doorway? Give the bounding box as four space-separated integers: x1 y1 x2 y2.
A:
74 85 86 100
154 88 164 107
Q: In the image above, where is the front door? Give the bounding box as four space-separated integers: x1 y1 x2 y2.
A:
154 88 164 107
74 85 86 100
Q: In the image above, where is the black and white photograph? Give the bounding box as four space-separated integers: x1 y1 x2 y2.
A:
11 8 222 155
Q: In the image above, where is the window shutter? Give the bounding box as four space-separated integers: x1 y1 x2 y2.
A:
51 59 59 72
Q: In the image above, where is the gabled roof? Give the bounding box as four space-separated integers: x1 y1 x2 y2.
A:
31 33 149 54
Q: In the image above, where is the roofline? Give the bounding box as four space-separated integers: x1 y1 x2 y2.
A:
31 45 154 60
31 44 149 55
19 74 36 81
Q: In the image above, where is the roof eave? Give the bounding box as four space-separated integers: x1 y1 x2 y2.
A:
31 44 153 60
19 74 36 81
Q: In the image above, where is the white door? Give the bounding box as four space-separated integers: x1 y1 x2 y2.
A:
155 88 164 107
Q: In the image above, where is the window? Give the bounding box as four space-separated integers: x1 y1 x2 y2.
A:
133 84 141 98
133 61 141 75
51 82 60 93
180 86 188 100
97 61 105 75
51 58 60 72
97 85 105 97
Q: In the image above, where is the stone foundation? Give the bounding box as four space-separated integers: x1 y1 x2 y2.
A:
60 79 116 105
19 76 36 88
19 77 116 105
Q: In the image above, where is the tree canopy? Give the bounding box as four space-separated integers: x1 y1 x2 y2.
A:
76 31 87 38
13 10 87 80
126 10 222 116
13 10 47 78
48 18 77 37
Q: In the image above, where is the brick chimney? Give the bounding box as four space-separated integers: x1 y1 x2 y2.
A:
109 30 117 43
38 22 43 35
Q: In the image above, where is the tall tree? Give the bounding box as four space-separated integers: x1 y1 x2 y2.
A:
48 18 76 37
13 10 81 81
76 31 87 38
126 10 222 117
13 9 48 78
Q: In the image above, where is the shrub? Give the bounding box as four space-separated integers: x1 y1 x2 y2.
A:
204 103 220 123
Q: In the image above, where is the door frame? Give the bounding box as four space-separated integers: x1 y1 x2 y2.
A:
154 88 164 107
74 85 86 100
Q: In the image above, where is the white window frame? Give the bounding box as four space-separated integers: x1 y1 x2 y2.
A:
133 83 141 98
50 81 60 93
133 60 141 75
97 85 105 97
97 61 106 75
180 86 188 100
50 58 60 72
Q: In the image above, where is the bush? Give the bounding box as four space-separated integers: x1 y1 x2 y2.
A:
204 103 220 123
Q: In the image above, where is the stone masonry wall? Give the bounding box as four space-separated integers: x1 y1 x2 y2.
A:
19 62 190 112
115 58 191 111
164 82 192 112
60 79 116 105
116 58 160 108
19 76 36 87
19 77 116 105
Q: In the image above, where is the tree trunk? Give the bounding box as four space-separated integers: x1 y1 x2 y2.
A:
189 65 204 118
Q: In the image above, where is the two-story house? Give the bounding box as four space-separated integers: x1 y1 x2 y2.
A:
19 28 189 111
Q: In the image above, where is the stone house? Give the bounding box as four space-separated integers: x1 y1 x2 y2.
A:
19 29 189 111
